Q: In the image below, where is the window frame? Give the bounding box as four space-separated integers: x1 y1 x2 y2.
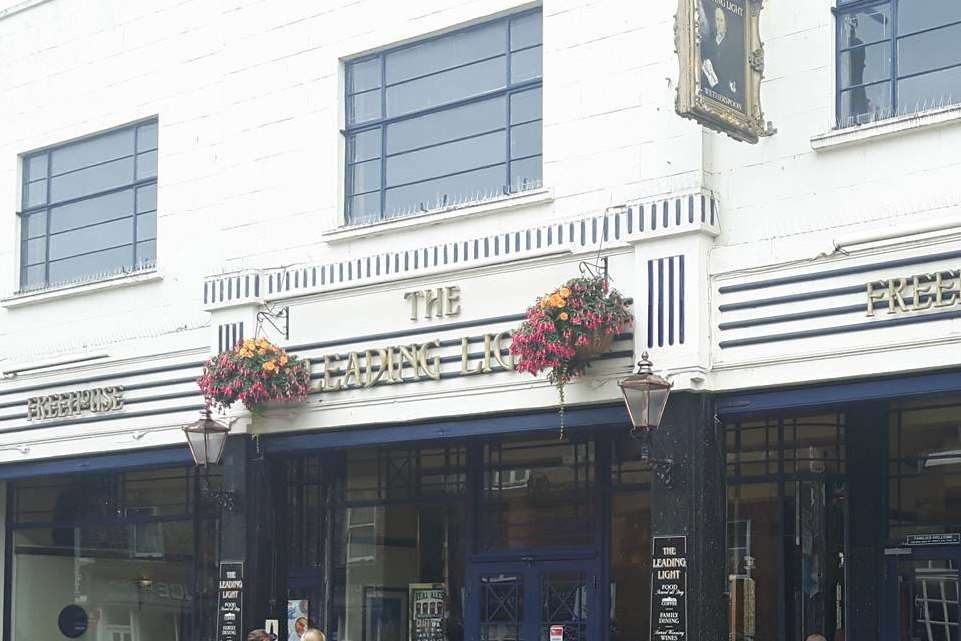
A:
835 0 961 127
15 118 159 294
342 9 543 226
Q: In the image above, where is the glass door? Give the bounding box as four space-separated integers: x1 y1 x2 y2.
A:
466 558 598 641
885 546 961 641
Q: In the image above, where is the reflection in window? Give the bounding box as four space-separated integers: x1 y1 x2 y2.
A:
9 467 219 641
327 446 467 641
837 0 961 127
483 438 594 550
889 399 961 541
18 119 159 292
344 11 542 225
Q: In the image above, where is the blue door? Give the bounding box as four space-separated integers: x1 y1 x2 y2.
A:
466 557 599 641
884 545 961 641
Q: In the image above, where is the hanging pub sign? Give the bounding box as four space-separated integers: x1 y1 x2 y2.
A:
217 561 244 641
651 535 688 641
675 0 772 143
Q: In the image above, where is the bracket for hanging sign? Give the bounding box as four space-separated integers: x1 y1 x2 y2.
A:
256 304 289 340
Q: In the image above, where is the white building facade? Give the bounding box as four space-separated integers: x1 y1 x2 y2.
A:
2 0 961 640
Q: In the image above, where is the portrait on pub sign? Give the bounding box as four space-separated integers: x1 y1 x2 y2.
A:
697 0 748 115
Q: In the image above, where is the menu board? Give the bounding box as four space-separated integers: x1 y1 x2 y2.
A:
651 536 687 641
218 561 245 641
409 583 446 641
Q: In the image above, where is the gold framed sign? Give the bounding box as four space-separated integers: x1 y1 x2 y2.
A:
675 0 772 143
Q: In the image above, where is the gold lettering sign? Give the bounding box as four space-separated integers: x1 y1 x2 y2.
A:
866 270 960 316
315 331 513 393
26 386 124 421
404 285 462 321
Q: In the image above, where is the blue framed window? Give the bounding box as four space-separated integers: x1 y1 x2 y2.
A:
17 120 158 293
344 10 543 225
836 0 961 127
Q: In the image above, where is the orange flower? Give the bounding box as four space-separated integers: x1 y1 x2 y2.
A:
560 287 571 297
559 312 569 321
262 361 277 372
279 354 289 366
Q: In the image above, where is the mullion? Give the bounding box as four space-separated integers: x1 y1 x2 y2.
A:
43 149 51 288
133 126 139 267
891 0 899 114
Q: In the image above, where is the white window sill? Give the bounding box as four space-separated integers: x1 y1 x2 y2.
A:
322 188 554 242
811 104 961 152
1 269 163 308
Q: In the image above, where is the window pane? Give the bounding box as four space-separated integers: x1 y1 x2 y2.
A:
136 149 158 179
840 41 891 88
386 56 506 118
137 239 156 267
49 156 134 203
23 180 46 208
386 130 505 187
48 244 133 284
385 163 505 215
511 12 543 51
898 22 961 77
348 128 382 163
21 237 45 265
348 89 382 125
385 20 506 84
510 87 541 124
898 65 961 114
49 217 133 261
347 191 382 224
25 154 47 182
21 211 46 239
136 122 158 152
50 189 133 234
20 264 44 291
137 211 157 242
510 45 542 83
510 155 542 191
510 121 541 159
899 0 961 35
50 127 134 176
348 57 381 94
386 96 505 155
840 6 891 48
137 184 157 213
840 82 892 126
348 158 381 195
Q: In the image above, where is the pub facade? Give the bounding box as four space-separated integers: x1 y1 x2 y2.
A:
2 1 961 641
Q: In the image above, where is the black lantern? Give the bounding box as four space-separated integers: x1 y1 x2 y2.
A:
182 408 231 467
618 352 673 486
618 352 672 435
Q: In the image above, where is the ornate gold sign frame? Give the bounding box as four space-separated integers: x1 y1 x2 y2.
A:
675 0 773 144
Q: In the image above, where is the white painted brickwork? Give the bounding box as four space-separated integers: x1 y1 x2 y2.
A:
0 0 959 460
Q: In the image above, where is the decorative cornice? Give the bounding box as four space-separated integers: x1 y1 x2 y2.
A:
202 190 720 310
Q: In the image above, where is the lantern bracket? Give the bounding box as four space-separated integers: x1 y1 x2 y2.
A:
200 475 242 514
632 428 674 488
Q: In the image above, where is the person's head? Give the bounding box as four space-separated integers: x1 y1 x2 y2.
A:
302 630 326 641
714 6 727 41
247 631 269 641
805 635 828 641
295 618 308 635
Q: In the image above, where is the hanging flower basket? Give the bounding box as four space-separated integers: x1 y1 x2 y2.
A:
510 275 633 434
197 338 311 412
